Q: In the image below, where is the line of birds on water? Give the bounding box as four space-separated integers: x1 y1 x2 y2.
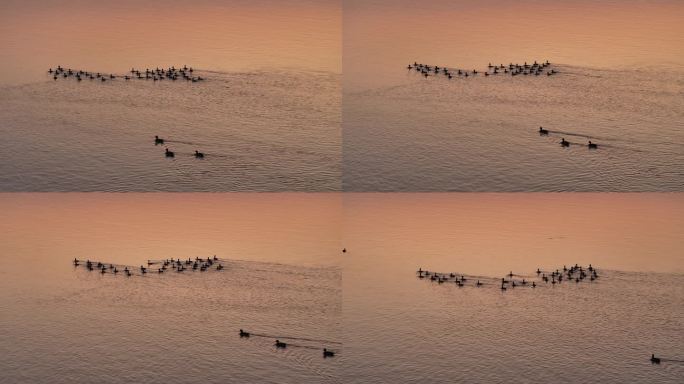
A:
153 135 205 159
417 264 600 291
407 60 603 149
407 60 557 79
538 127 599 149
238 329 337 358
48 65 205 82
72 255 668 365
73 259 338 358
73 256 224 277
418 264 673 365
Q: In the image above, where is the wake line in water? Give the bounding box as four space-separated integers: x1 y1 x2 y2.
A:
542 132 648 153
593 143 646 153
166 151 233 159
544 137 646 153
282 343 323 351
244 338 341 380
546 130 599 140
418 264 601 291
557 71 603 79
249 332 342 345
164 139 205 146
659 358 684 363
157 137 332 161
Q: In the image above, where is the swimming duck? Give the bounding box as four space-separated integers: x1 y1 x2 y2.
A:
539 127 549 135
560 138 569 147
239 329 250 337
323 348 335 357
194 150 204 158
275 340 287 348
588 141 598 149
165 148 175 157
651 354 661 364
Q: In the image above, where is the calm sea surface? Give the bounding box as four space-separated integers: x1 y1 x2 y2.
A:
343 0 684 191
0 0 341 191
342 193 684 382
0 193 682 383
0 194 342 384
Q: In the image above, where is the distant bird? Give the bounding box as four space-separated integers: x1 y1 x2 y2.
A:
323 348 335 357
154 135 164 145
539 127 549 135
275 340 287 348
651 354 661 364
165 148 175 157
588 141 598 149
239 329 250 337
194 150 204 159
560 138 570 147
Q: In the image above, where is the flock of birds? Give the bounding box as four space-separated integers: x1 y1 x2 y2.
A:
152 135 205 159
416 263 600 291
408 60 603 149
407 60 607 150
538 126 599 149
72 257 338 358
48 65 205 83
73 256 224 277
238 329 337 358
48 65 209 159
417 264 674 365
407 60 557 80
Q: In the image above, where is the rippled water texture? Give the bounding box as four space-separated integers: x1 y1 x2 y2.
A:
343 0 684 191
0 194 342 383
342 193 684 383
0 0 341 191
